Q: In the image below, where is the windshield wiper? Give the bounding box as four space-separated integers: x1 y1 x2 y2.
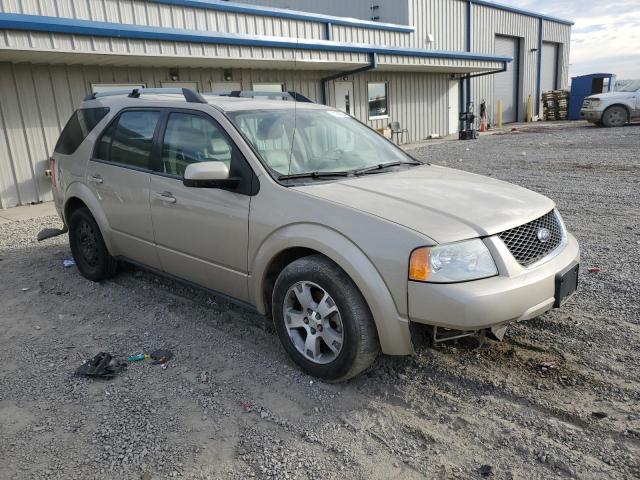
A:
352 160 423 176
278 171 352 181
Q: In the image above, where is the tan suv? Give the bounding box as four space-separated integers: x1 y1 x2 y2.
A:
49 88 580 381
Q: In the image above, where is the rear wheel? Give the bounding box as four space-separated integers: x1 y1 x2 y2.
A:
602 106 628 127
272 255 379 381
68 207 117 281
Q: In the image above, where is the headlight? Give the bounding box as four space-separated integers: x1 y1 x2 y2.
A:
409 239 498 283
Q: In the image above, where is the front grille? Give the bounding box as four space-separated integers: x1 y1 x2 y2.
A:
498 210 564 267
583 99 592 108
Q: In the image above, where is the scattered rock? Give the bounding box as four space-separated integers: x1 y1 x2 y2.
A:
479 464 494 477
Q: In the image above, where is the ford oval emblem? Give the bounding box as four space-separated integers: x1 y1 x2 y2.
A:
537 227 551 243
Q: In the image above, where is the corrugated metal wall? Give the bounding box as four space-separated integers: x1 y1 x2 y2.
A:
0 0 417 47
470 3 539 124
469 4 572 125
231 0 411 26
0 61 449 208
0 28 369 66
0 0 326 39
327 70 450 140
408 0 466 50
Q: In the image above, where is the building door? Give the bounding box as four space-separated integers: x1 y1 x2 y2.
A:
540 42 559 94
448 80 460 135
334 82 353 115
494 36 520 123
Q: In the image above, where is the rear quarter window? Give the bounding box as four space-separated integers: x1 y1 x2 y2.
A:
54 107 110 155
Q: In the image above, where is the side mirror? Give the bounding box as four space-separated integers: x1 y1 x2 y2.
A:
183 161 239 189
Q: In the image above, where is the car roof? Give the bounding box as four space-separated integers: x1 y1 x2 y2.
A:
80 91 331 114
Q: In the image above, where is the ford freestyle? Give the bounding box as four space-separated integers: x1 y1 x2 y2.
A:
48 88 580 381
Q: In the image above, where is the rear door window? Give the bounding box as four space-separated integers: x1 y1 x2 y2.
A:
54 108 110 154
95 110 160 169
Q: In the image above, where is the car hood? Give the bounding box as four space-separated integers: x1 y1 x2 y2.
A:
588 92 635 101
294 165 555 244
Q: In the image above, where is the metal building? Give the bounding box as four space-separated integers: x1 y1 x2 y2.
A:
0 0 572 209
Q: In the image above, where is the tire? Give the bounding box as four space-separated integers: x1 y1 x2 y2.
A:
602 106 628 128
68 207 118 282
272 255 380 381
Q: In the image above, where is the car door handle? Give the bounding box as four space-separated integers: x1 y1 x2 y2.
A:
88 174 103 184
154 192 177 204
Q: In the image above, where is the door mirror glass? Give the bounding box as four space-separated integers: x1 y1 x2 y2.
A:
184 161 238 188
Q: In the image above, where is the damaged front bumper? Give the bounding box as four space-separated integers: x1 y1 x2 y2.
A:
407 233 580 335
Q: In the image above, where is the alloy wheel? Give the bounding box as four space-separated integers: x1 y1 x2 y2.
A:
283 281 344 364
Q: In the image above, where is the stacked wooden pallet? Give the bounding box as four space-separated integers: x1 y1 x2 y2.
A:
542 90 570 121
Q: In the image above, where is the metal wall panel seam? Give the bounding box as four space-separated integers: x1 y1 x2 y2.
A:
0 87 20 208
536 17 542 116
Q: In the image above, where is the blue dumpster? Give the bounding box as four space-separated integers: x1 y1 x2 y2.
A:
569 73 614 120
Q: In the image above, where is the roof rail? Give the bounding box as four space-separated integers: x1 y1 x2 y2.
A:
205 91 313 103
84 87 207 104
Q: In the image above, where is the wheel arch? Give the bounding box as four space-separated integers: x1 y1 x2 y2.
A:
604 103 631 121
63 182 116 255
251 224 414 355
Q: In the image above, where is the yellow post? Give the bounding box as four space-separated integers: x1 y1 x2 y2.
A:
497 99 503 129
526 95 533 122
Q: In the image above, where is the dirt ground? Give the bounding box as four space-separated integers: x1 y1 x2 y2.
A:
1 122 638 480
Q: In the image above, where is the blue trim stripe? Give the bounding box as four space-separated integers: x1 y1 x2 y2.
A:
149 0 415 33
469 0 574 26
0 13 512 64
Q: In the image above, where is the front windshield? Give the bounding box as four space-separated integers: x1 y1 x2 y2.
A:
227 109 415 176
616 80 640 92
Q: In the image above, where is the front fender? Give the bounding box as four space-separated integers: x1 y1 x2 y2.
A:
250 223 413 356
64 181 117 255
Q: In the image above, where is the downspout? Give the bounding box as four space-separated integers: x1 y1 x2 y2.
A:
536 18 543 117
465 0 473 111
466 62 508 79
321 52 378 106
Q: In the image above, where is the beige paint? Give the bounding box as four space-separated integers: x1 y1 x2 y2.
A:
52 94 580 357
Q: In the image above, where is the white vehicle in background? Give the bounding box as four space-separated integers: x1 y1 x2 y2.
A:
581 80 640 127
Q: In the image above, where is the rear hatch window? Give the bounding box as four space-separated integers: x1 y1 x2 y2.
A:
54 107 110 155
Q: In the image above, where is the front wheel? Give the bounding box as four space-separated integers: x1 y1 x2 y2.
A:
272 255 380 381
68 207 118 282
602 106 628 127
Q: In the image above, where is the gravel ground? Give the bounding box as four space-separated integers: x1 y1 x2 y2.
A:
1 122 638 480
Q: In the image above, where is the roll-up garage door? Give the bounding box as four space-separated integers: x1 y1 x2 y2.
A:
541 42 559 94
494 36 520 123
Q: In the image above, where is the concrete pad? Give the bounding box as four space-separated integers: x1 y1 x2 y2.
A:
0 202 57 222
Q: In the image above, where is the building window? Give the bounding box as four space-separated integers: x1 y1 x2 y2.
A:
368 82 389 119
160 81 199 91
252 83 284 92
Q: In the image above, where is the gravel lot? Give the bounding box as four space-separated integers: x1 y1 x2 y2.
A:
1 122 638 480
